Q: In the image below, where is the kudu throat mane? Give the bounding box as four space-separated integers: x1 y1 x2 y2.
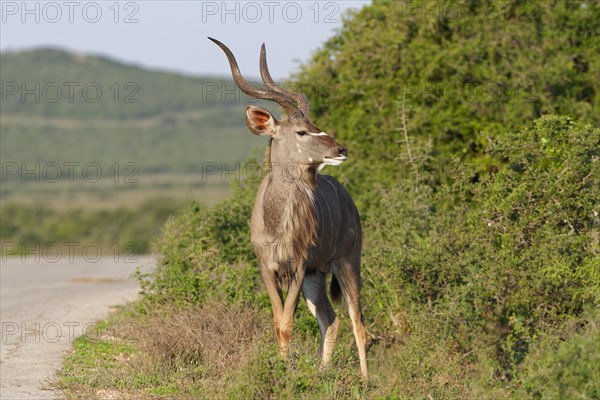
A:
263 162 318 269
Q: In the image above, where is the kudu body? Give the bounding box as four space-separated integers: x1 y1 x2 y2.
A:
210 38 368 379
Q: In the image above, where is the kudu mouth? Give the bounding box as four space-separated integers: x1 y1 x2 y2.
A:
322 155 348 166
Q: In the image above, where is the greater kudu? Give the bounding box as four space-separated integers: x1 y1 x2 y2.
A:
209 38 368 379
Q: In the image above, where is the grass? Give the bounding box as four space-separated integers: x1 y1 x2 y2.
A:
56 300 269 399
56 296 496 400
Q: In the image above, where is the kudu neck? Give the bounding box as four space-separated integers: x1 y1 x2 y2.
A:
267 162 317 189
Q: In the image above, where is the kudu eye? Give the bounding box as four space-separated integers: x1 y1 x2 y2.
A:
296 130 308 136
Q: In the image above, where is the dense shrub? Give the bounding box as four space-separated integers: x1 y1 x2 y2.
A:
360 116 599 383
508 311 599 399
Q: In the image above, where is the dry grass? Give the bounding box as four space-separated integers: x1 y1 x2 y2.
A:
57 299 271 399
134 300 269 371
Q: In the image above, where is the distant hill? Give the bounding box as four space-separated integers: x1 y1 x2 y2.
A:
0 48 268 174
1 47 251 119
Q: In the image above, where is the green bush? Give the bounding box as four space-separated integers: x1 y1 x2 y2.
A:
513 312 599 399
360 116 599 382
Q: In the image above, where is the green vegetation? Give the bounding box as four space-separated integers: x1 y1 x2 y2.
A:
56 0 599 398
1 198 187 254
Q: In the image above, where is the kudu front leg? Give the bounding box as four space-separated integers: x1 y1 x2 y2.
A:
277 267 305 359
260 268 286 357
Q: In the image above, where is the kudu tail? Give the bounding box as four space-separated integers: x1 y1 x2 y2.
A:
330 275 343 304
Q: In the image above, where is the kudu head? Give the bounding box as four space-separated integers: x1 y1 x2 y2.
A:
209 38 348 171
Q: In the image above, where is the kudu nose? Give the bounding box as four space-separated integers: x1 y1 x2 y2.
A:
339 146 348 158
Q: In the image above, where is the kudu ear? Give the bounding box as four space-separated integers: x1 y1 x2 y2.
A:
245 106 278 136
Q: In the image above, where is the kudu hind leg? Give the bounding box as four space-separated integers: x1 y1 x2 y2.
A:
302 272 340 369
334 260 368 379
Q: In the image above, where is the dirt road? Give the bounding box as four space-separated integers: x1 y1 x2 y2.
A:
0 255 156 400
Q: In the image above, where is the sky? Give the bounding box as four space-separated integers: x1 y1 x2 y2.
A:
0 1 370 79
